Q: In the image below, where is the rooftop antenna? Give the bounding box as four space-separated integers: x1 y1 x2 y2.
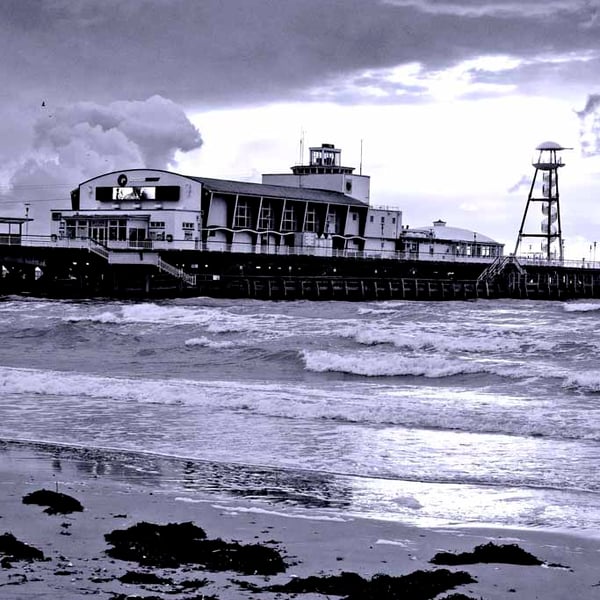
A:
359 139 363 176
299 128 305 165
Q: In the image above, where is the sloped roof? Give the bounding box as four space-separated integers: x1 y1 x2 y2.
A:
188 176 366 207
407 223 502 245
77 168 366 208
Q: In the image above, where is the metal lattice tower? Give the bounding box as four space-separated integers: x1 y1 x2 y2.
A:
514 141 569 261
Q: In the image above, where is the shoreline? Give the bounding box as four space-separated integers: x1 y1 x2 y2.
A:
1 439 599 599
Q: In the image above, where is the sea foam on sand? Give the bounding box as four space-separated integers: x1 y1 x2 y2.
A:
0 441 598 600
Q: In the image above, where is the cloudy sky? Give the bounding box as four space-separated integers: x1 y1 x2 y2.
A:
2 0 600 258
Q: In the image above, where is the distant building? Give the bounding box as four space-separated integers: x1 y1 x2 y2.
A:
400 219 504 261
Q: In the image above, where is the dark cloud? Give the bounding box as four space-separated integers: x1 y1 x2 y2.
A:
0 95 202 233
34 95 202 168
2 0 600 114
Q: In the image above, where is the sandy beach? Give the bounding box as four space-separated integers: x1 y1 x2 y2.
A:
0 439 598 600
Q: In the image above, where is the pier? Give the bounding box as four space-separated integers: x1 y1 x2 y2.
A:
1 235 600 301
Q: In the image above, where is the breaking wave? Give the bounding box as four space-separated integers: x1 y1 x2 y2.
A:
563 302 600 313
185 337 235 349
301 349 491 377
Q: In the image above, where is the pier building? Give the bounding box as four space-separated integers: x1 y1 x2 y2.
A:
1 140 598 301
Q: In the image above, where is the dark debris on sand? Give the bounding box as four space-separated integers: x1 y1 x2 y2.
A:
105 521 286 575
267 568 476 600
22 489 84 515
0 532 46 564
118 570 173 585
440 595 484 600
431 542 546 567
111 594 218 600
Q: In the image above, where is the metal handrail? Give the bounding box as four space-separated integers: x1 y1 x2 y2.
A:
156 257 196 287
6 234 600 271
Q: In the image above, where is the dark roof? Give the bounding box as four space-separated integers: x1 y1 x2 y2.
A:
77 168 368 208
0 217 33 224
188 176 367 208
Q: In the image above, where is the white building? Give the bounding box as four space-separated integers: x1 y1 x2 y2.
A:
400 220 504 261
50 143 404 259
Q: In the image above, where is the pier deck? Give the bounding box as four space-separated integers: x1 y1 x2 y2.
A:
1 238 599 301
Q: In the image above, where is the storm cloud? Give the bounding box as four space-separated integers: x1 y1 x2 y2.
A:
1 95 202 232
2 0 599 112
1 0 600 250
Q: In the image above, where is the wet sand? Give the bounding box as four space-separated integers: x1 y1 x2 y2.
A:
0 440 598 599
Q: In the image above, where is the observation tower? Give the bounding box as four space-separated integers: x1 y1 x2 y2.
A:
514 141 568 261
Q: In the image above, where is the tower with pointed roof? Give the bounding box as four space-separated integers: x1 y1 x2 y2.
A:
514 141 567 261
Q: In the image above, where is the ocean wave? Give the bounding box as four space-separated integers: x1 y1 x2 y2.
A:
563 371 600 392
64 311 121 324
563 302 600 313
298 349 571 382
185 336 235 349
352 328 523 353
357 307 400 316
0 366 199 404
301 349 488 377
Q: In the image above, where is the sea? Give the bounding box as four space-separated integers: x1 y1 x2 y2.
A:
1 296 599 535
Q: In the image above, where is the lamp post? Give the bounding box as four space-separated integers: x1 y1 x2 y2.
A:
24 203 30 237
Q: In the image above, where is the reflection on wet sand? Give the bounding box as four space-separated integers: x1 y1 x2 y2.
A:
2 439 352 512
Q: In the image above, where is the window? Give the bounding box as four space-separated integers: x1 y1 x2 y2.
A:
392 218 396 224
109 219 127 241
258 203 274 229
182 222 194 230
381 216 385 224
370 215 374 223
282 206 297 231
305 207 317 232
234 200 251 228
352 213 357 221
150 221 165 229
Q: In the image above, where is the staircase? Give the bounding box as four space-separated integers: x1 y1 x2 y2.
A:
477 255 524 283
157 257 196 287
86 239 196 287
87 238 110 260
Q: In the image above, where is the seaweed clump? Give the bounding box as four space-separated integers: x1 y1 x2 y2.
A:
118 571 173 585
430 542 544 566
0 532 46 564
22 489 84 515
268 568 476 600
105 521 286 575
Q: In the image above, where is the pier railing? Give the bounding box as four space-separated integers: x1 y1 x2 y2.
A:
6 235 600 270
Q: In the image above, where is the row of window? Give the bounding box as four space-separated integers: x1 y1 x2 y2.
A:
369 215 397 224
233 202 354 233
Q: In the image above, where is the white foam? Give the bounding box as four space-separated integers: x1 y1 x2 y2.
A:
301 349 488 377
563 302 600 313
210 503 348 522
65 311 121 324
357 307 399 316
352 327 522 353
563 371 600 392
375 539 414 547
184 336 235 349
